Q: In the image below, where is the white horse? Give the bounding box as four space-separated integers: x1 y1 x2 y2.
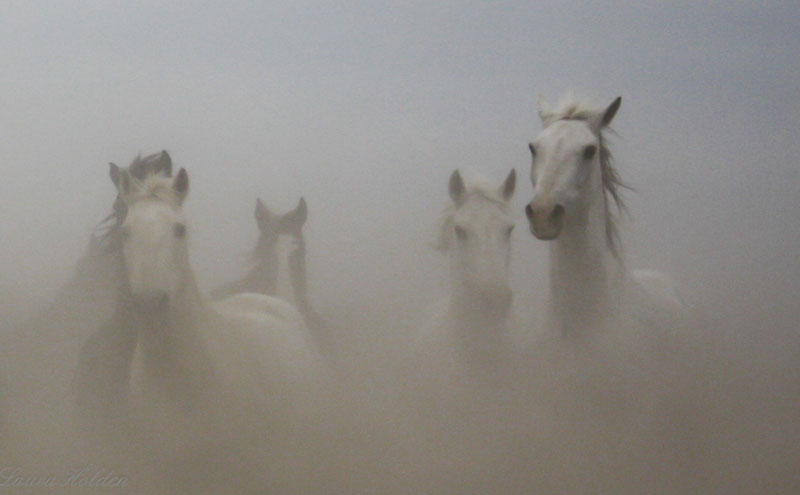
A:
20 152 173 334
107 167 321 441
73 152 175 422
213 197 318 328
418 169 517 377
524 93 688 337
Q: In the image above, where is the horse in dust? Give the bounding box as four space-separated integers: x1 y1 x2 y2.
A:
521 94 698 484
524 93 688 338
1 152 172 435
18 151 173 336
84 166 323 482
72 151 176 424
70 164 326 492
212 197 320 330
77 164 323 432
417 169 518 379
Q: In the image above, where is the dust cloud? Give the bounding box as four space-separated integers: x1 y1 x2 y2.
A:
1 2 799 494
0 154 797 494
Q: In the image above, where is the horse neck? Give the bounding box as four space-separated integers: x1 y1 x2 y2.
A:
286 234 312 317
445 290 509 369
273 233 298 304
448 275 510 336
549 184 621 334
245 236 280 295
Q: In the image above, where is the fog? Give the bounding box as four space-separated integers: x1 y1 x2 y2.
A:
0 1 798 493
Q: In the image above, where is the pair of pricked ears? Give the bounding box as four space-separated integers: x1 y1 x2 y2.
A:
254 197 307 232
449 169 516 205
109 162 189 203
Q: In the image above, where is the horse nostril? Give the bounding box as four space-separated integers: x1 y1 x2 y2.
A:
525 203 534 220
551 204 565 221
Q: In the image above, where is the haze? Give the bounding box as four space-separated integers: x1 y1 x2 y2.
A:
0 1 798 494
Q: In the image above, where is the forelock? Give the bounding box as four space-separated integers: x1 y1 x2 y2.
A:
122 174 181 208
541 92 603 127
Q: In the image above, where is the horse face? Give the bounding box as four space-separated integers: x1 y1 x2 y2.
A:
116 169 190 313
526 96 621 241
449 194 515 313
120 201 189 312
525 120 600 240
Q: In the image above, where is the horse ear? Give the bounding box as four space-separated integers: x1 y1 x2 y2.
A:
449 170 465 204
109 163 121 187
600 96 621 128
117 169 133 195
254 198 272 224
293 197 308 225
281 197 308 229
173 168 189 201
537 94 556 126
155 150 172 177
499 169 516 201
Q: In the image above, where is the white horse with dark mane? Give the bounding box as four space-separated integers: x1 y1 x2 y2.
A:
94 166 321 442
524 93 688 338
73 151 176 422
21 152 173 336
418 169 517 378
65 158 329 492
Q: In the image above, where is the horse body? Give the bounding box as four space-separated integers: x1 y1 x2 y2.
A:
125 283 316 426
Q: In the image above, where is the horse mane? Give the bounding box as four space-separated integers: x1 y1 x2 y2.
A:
121 173 181 208
433 174 509 252
541 93 599 126
127 151 170 180
249 232 277 265
93 153 175 252
545 93 631 259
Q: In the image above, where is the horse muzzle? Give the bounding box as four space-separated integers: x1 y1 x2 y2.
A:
525 199 565 240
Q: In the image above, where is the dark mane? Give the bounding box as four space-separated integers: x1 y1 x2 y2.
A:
597 131 631 260
93 151 172 252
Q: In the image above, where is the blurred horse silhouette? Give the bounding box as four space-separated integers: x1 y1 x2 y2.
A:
79 166 320 436
72 151 174 426
213 197 320 331
418 169 517 378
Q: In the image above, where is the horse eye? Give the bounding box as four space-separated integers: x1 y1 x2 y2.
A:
454 225 468 241
528 143 537 158
173 223 186 238
583 145 597 160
